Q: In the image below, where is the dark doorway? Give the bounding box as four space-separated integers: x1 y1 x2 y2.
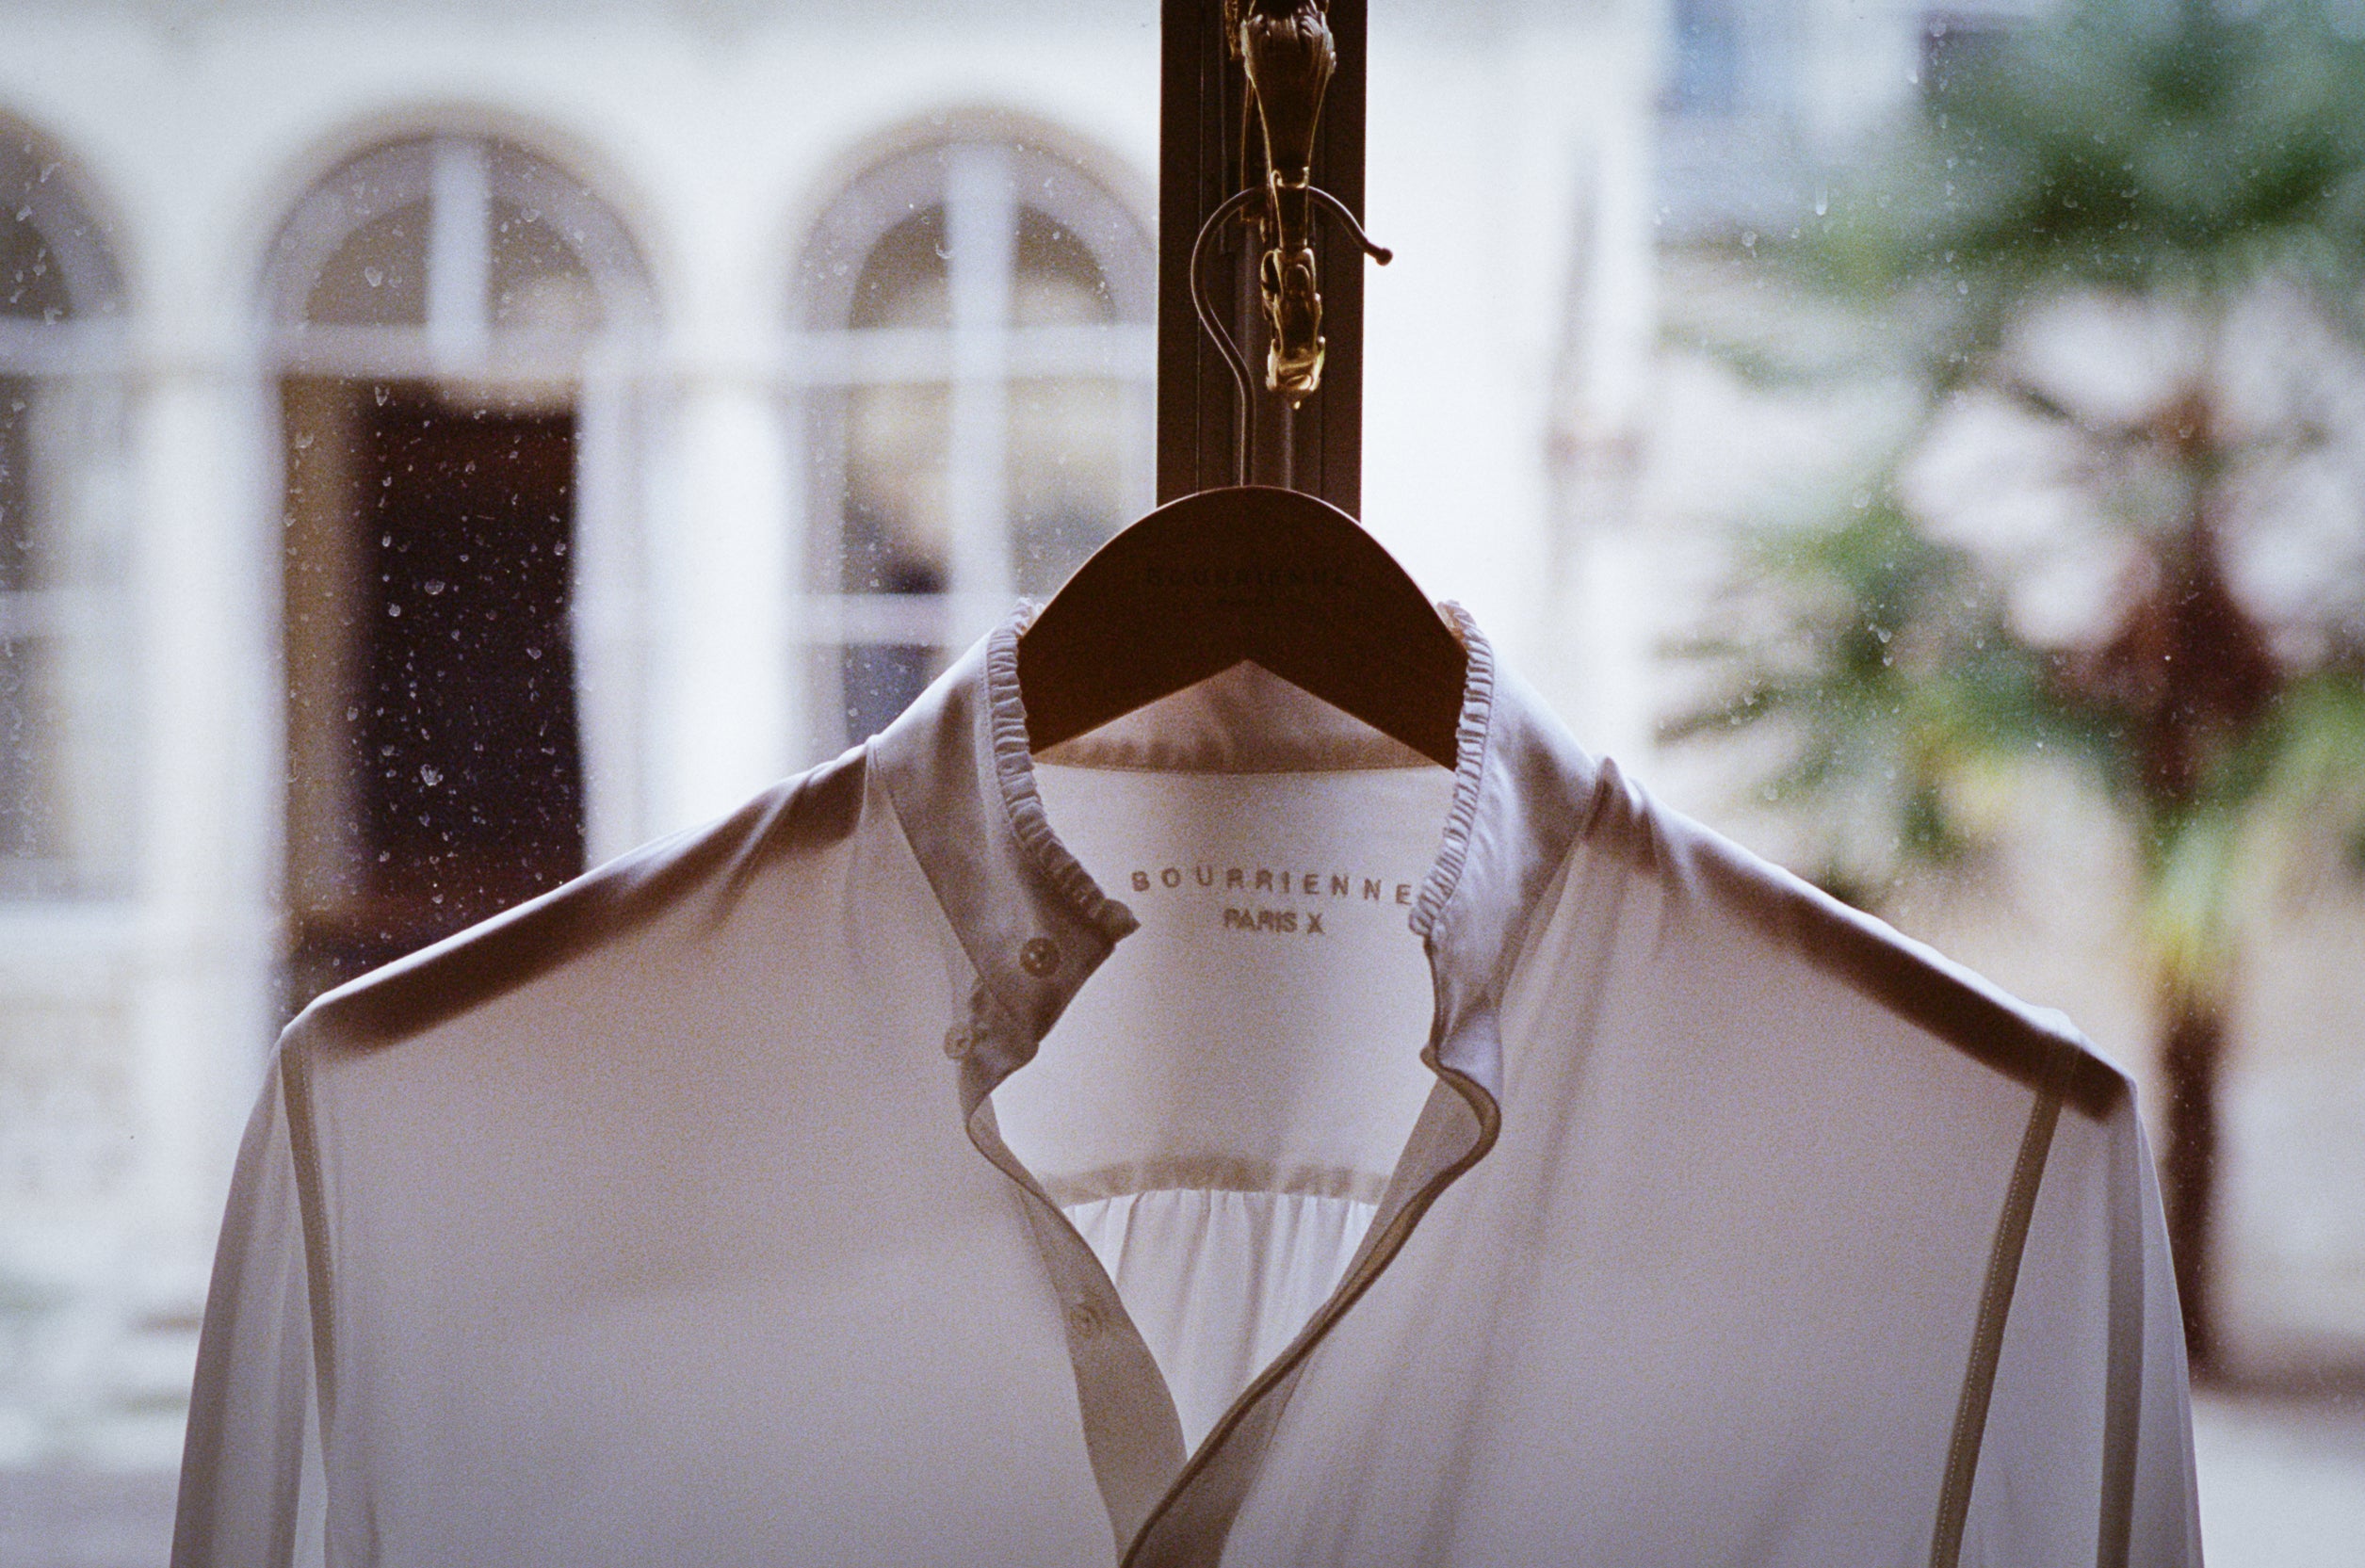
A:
283 380 585 1012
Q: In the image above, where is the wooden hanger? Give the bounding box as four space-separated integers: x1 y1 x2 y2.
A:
1017 0 1466 768
1015 485 1466 766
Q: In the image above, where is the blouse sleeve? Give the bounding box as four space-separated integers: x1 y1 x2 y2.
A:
170 1049 325 1568
2117 1100 2205 1568
1962 1081 2202 1567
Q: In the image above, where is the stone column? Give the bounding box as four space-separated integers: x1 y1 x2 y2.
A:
653 353 798 832
127 348 281 1272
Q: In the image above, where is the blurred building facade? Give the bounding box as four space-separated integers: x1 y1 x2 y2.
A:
0 0 1643 1463
0 0 2357 1477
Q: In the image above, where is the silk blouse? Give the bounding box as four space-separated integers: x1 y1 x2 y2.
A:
172 607 2202 1567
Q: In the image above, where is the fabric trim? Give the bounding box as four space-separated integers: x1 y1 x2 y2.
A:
278 1046 337 1437
2096 1098 2148 1568
955 983 1188 1552
1929 1076 2065 1568
1407 604 1495 947
985 620 1142 944
1041 1161 1392 1209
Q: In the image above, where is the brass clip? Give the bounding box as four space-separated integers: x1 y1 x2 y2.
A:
1239 0 1336 406
1191 0 1390 481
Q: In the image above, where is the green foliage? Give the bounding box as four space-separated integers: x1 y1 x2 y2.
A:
2137 671 2365 1005
1813 0 2365 365
1670 483 2079 902
1674 0 2365 957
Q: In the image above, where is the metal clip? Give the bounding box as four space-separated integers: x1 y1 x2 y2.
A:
1239 0 1336 404
1191 0 1391 483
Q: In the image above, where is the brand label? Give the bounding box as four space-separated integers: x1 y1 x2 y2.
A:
1128 862 1417 937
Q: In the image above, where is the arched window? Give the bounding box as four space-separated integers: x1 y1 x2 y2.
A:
792 134 1155 754
264 132 656 1007
0 123 132 899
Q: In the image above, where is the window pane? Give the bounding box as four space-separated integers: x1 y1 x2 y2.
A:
269 133 655 998
1008 375 1131 598
303 202 431 327
280 379 587 1005
1013 207 1114 327
796 141 1153 758
0 190 73 324
837 642 944 749
0 633 53 873
843 381 951 593
488 196 604 334
1665 0 1745 116
0 622 129 897
849 208 950 331
0 373 133 897
0 371 30 590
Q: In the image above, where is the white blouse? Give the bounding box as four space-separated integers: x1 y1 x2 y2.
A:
172 609 2201 1567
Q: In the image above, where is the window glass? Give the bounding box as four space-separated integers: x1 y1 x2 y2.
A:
0 127 132 899
793 137 1154 757
267 134 652 1009
303 202 432 327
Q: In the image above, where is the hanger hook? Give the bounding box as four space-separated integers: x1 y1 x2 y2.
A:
1190 187 1261 487
1189 184 1391 489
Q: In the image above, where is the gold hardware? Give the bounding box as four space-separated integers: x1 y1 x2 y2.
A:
1239 0 1336 405
1187 0 1390 483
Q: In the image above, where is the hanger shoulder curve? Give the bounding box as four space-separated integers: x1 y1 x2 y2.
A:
1017 486 1467 767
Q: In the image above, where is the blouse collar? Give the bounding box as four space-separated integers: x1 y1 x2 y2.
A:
869 602 1605 1106
869 604 1607 1558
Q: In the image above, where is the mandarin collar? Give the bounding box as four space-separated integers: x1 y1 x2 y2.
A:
870 604 1606 1560
869 603 1604 1097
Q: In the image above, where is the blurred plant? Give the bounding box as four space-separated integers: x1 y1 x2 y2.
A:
1670 0 2365 1374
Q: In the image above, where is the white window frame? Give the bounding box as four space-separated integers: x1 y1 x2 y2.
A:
0 136 133 902
261 132 661 864
787 137 1156 755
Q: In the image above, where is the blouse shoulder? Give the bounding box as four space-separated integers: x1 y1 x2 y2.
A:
283 747 872 1059
1580 755 2129 1121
